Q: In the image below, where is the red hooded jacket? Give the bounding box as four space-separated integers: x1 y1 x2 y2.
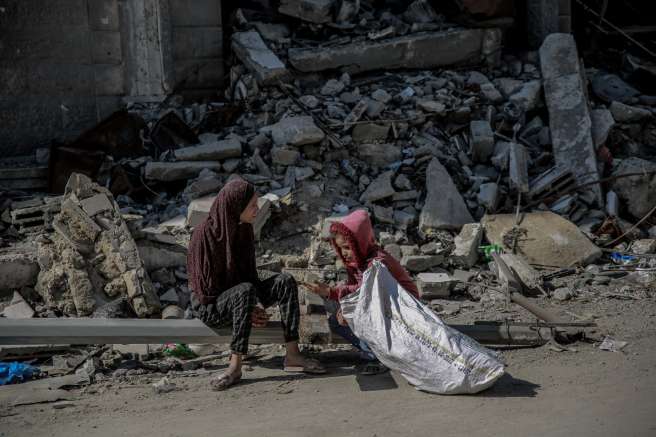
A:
328 210 419 301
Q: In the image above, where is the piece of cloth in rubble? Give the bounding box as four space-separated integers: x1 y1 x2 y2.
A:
328 210 419 300
187 179 258 305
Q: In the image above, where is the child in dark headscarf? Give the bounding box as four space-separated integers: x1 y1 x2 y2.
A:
188 179 325 390
304 210 418 375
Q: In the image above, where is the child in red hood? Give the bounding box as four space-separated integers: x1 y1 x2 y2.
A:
304 210 419 374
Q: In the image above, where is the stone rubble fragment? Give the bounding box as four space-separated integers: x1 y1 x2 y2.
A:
451 223 483 268
540 33 603 205
419 158 473 234
232 31 290 85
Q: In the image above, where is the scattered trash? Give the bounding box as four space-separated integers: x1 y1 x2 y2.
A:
162 344 196 359
0 362 39 385
598 337 629 353
152 377 177 394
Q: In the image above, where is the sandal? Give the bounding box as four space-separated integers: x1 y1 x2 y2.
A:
359 362 389 376
210 372 241 391
283 358 327 374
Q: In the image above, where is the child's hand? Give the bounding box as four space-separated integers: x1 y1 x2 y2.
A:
300 281 331 298
336 309 348 327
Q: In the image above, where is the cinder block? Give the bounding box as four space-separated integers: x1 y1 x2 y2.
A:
94 64 125 95
169 0 221 27
173 27 223 60
88 0 120 31
92 31 122 64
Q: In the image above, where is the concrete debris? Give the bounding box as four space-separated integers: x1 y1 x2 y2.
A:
470 120 495 163
0 245 39 293
508 143 529 193
232 31 290 85
611 157 656 220
482 212 602 268
609 101 652 123
401 254 444 273
271 147 301 166
630 239 656 255
35 173 160 318
352 124 390 143
289 28 502 74
552 287 573 301
174 137 242 161
2 291 35 319
540 33 603 205
590 109 615 149
359 171 396 203
477 182 499 212
417 272 456 299
419 158 473 234
451 223 483 268
145 162 222 182
263 116 325 147
357 143 402 167
509 80 542 112
279 0 335 24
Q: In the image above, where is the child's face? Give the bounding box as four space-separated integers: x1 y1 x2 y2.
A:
334 234 355 263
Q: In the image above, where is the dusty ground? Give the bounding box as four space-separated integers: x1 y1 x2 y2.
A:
2 294 655 437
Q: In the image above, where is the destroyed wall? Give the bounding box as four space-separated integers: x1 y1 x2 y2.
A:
0 0 224 157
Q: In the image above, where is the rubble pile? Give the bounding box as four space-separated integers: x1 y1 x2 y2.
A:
33 174 160 318
1 0 656 326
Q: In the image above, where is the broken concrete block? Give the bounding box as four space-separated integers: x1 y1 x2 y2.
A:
491 141 511 171
79 194 114 217
357 143 402 167
470 120 495 163
263 116 325 147
509 80 542 112
373 205 394 224
609 101 652 123
279 0 334 24
137 241 187 271
186 195 214 228
477 182 499 212
0 246 39 294
611 157 656 220
288 28 502 74
2 291 35 319
162 304 185 319
419 158 473 234
452 223 483 268
145 162 222 182
540 33 602 205
393 210 416 228
631 239 656 255
232 31 290 85
359 171 396 203
417 100 447 115
590 108 615 149
509 143 529 193
417 272 456 299
352 124 390 143
481 211 602 267
321 79 345 96
271 147 301 166
479 83 503 103
401 255 444 273
174 138 242 161
499 253 542 291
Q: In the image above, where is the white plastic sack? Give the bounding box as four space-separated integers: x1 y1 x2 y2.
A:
340 261 505 394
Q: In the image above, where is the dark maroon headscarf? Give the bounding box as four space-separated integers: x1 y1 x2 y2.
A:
187 179 258 304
